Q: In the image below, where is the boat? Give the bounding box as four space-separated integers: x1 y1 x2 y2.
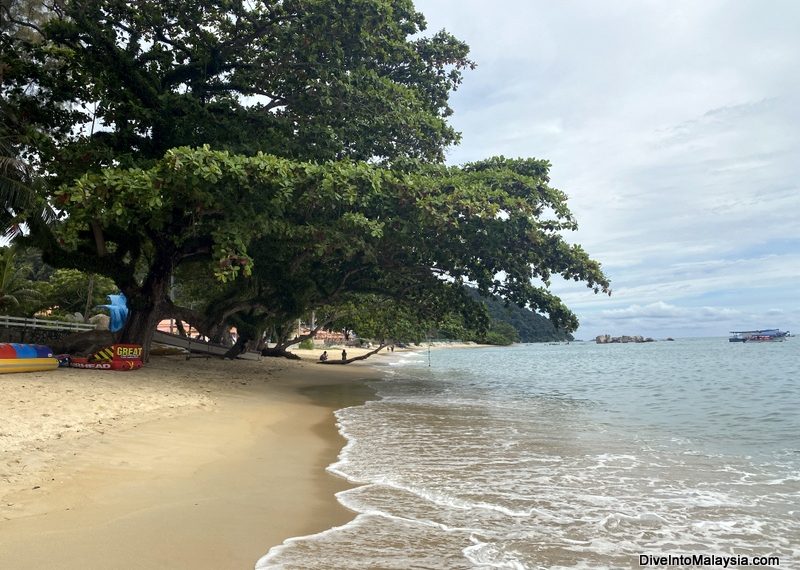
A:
729 329 790 343
0 343 59 374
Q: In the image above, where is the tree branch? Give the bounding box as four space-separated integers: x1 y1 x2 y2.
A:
0 5 45 37
319 343 387 365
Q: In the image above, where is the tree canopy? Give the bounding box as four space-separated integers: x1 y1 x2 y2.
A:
40 146 607 352
0 246 40 313
2 0 610 359
3 0 472 173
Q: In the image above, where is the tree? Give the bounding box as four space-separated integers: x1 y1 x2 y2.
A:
48 148 609 357
3 0 474 356
34 147 385 356
212 153 610 357
214 151 612 354
1 0 59 235
0 131 31 237
41 269 117 318
0 106 57 238
0 246 40 314
3 0 472 178
4 2 611 359
479 320 520 346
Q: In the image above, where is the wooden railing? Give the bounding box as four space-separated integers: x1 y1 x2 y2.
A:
0 315 95 333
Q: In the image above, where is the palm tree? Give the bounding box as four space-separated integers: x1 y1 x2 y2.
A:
2 1 59 238
0 145 34 238
0 99 34 238
0 107 56 239
0 246 40 313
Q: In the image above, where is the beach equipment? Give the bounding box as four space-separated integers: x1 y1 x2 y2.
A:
0 343 59 374
68 343 143 371
100 293 129 333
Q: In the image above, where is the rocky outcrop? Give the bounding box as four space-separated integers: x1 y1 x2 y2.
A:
88 314 111 330
595 334 655 344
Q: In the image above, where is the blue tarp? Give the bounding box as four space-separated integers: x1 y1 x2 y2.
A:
101 293 129 333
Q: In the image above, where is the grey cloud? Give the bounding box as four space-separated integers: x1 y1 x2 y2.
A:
415 0 800 338
601 302 741 322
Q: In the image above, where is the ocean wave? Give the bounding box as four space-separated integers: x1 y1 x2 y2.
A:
260 340 800 569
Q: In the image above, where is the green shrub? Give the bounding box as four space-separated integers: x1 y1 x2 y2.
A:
299 338 314 350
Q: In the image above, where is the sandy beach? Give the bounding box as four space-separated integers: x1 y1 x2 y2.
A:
0 348 385 570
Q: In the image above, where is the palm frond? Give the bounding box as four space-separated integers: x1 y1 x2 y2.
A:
0 176 35 209
0 294 21 308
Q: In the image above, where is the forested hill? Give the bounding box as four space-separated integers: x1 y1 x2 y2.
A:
471 290 574 343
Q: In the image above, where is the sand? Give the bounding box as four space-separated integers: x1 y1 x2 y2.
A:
0 351 383 570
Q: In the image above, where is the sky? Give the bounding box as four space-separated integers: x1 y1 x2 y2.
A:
414 0 800 339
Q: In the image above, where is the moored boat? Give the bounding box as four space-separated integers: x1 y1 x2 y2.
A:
729 329 790 342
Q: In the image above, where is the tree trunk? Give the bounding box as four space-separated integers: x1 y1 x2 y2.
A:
223 333 251 359
208 324 225 344
83 274 95 321
260 346 301 360
118 255 173 361
319 344 386 365
255 330 268 352
175 318 187 337
273 320 330 351
118 303 162 361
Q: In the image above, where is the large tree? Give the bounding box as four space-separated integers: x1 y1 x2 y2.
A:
3 1 610 357
44 146 609 356
152 153 607 358
3 0 471 175
2 0 474 354
39 146 413 355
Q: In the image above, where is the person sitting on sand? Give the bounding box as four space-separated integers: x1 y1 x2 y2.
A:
319 350 328 361
341 349 347 361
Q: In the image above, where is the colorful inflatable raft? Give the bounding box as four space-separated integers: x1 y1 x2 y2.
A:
0 343 59 374
69 344 143 371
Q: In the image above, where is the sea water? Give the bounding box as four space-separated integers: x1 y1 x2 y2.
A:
258 338 799 569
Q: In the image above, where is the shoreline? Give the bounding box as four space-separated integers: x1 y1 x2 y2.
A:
0 354 381 569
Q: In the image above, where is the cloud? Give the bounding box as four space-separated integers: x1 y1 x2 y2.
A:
601 302 740 321
415 0 800 338
602 301 690 320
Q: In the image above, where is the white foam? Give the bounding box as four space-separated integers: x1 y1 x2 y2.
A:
463 537 528 570
260 341 800 568
255 514 370 569
336 479 538 519
599 511 667 530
